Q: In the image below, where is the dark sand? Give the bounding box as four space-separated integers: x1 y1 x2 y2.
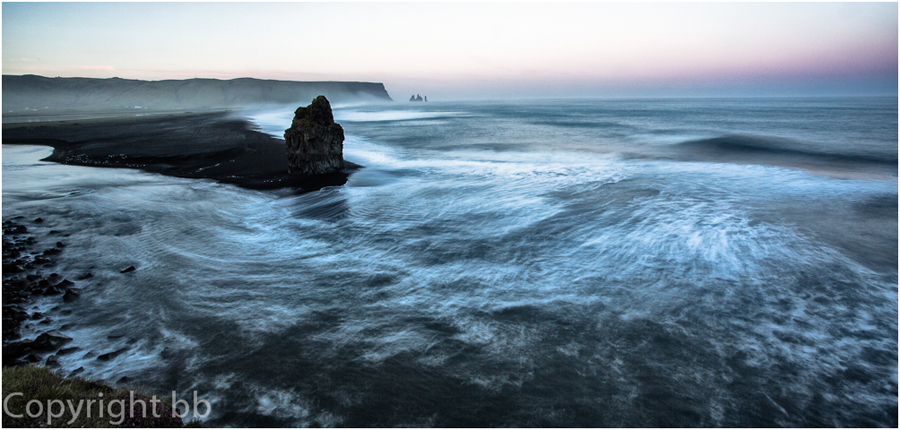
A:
2 111 359 190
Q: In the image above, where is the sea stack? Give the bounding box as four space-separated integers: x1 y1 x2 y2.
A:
284 95 345 177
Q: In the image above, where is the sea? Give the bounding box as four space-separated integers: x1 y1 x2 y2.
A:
3 97 897 427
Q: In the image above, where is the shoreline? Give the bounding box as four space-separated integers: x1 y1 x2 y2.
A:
2 216 84 369
2 111 360 191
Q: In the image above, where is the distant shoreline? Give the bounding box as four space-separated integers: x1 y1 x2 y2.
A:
2 74 393 116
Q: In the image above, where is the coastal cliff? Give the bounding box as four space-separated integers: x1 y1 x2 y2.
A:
2 75 392 117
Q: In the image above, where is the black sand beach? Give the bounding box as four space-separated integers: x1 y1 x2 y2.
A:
2 112 358 190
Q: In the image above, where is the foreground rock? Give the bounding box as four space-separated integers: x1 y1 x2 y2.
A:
1 217 82 366
284 96 346 177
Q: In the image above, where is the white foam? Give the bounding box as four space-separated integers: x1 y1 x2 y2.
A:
334 109 464 123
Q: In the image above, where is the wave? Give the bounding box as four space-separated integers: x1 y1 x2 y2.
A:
675 134 898 166
335 110 465 123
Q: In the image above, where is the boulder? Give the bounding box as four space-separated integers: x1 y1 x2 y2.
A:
97 347 129 361
284 96 345 177
32 331 72 351
45 354 60 367
63 288 81 302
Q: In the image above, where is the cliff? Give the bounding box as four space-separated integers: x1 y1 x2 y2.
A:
2 75 392 116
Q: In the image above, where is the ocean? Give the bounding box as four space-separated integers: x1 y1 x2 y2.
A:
3 97 897 426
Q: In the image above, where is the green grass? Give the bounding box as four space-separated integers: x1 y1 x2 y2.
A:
2 365 200 427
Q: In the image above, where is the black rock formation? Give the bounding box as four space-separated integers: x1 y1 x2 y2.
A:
284 96 345 177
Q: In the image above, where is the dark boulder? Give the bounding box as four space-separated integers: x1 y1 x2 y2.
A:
63 288 81 302
32 331 72 351
57 346 79 355
4 224 27 234
3 263 24 274
3 305 29 323
97 347 129 361
33 256 51 265
284 96 345 177
42 284 65 295
45 354 60 367
2 340 33 365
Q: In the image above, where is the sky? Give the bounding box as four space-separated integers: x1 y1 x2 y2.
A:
2 2 898 100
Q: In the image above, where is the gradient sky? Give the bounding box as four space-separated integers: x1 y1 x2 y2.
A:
3 2 897 100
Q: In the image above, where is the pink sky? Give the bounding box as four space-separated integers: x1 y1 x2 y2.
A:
3 2 897 99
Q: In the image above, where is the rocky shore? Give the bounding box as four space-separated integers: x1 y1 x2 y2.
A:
2 216 83 368
1 215 148 380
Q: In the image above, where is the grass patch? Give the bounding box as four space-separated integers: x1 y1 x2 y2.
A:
2 365 199 427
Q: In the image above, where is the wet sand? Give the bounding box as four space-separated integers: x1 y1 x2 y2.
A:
2 111 358 190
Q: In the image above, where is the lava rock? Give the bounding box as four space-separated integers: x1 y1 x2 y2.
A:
284 96 345 177
121 265 136 273
31 331 72 351
42 284 65 295
97 347 129 361
5 225 27 234
77 272 93 280
45 354 60 367
57 346 80 355
2 340 34 366
3 305 29 323
3 263 24 274
63 288 81 302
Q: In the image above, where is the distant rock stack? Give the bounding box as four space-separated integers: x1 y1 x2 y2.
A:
284 95 345 177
